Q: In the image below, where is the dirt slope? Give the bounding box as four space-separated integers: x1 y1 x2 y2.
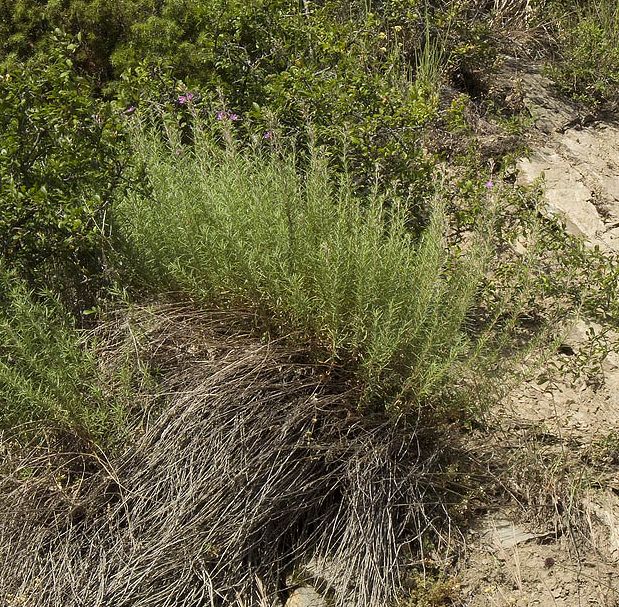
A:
457 62 619 607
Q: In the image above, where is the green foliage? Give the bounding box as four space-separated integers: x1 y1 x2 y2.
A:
258 5 440 197
110 0 291 97
545 0 619 106
113 115 504 417
0 31 124 300
0 0 588 428
0 0 498 199
534 218 619 325
469 177 619 331
0 0 48 59
403 572 461 606
444 93 473 134
107 0 444 196
0 263 127 443
588 430 619 466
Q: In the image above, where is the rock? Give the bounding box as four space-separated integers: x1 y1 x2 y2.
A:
284 586 326 607
603 351 619 373
560 126 619 207
479 516 555 550
517 152 605 242
511 63 577 133
286 558 346 605
510 60 619 252
582 489 619 560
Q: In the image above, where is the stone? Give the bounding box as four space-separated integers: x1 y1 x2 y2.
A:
284 586 326 607
517 152 605 242
479 517 553 550
511 60 619 252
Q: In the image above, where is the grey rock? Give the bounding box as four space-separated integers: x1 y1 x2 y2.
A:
479 516 556 550
284 587 326 607
509 60 619 252
517 151 605 241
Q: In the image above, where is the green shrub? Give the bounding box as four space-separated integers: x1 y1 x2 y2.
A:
1 1 500 197
108 0 443 198
0 31 124 302
0 262 127 443
113 115 503 417
544 0 619 106
0 1 510 209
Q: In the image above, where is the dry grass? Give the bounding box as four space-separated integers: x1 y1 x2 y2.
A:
0 303 467 607
467 410 602 552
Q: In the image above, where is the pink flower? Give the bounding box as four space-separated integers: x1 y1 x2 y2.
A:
178 92 195 105
216 110 240 121
485 180 494 189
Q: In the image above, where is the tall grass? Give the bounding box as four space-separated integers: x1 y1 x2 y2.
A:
114 117 495 416
0 263 127 442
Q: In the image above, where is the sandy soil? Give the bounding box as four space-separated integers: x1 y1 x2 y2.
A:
456 61 619 607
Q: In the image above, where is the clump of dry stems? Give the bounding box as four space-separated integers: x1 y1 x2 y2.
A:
0 304 461 607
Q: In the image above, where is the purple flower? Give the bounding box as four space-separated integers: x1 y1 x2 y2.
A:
124 105 136 115
263 130 274 140
485 179 494 189
216 110 240 121
178 92 195 105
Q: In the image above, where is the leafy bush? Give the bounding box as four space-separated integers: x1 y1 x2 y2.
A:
107 0 444 198
544 0 619 106
0 0 505 201
113 115 504 417
0 31 124 301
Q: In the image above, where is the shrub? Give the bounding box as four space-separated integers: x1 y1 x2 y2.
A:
0 317 459 607
0 262 127 443
544 0 619 106
113 114 502 418
2 1 502 199
107 0 444 199
0 0 514 213
0 31 124 303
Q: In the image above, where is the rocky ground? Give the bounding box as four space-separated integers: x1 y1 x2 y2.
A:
516 64 619 251
456 62 619 607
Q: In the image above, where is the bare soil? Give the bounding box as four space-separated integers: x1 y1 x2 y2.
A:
455 61 619 607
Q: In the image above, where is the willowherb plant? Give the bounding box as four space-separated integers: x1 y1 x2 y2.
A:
113 113 507 418
0 262 128 443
